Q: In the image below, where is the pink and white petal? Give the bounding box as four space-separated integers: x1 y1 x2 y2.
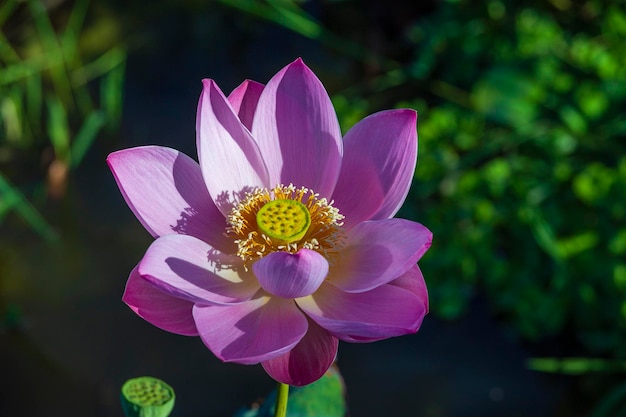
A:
123 265 198 336
252 58 342 198
193 293 308 364
329 219 432 293
107 146 231 250
196 79 269 214
227 79 264 131
297 281 427 342
138 234 259 305
262 318 338 386
253 249 329 298
332 109 417 228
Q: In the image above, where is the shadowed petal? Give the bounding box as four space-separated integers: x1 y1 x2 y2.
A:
332 109 417 229
262 318 338 386
253 249 329 298
297 281 427 342
123 266 198 336
196 79 269 214
138 234 259 305
107 146 231 250
193 294 308 364
329 219 432 292
252 58 342 198
228 80 264 131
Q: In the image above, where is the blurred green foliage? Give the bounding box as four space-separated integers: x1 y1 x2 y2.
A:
394 0 626 361
0 0 125 240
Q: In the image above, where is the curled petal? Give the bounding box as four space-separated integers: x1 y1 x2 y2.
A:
332 109 417 228
107 146 230 250
297 281 427 342
388 264 429 315
123 266 198 336
329 219 432 293
138 234 259 305
340 265 428 342
196 79 269 214
253 249 329 298
193 294 308 364
227 79 264 131
252 58 342 198
262 319 338 386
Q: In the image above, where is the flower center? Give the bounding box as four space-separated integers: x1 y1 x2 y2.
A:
256 199 311 243
227 184 344 266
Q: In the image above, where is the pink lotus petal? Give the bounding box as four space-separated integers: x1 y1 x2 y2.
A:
329 219 432 292
227 80 264 131
193 294 307 364
332 109 417 228
388 264 429 315
338 265 429 343
252 58 342 198
253 249 329 298
262 318 338 386
107 146 231 250
138 234 259 305
123 265 198 336
297 281 427 342
196 79 269 214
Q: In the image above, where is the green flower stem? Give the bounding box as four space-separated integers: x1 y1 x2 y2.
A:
274 382 290 417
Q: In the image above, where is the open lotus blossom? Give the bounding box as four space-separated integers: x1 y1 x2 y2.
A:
108 58 432 386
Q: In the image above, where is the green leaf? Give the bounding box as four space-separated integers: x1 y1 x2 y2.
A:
233 366 347 417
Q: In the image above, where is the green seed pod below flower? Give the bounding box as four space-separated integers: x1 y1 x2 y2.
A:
120 376 175 417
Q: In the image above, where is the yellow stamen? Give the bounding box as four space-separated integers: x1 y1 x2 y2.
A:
226 184 344 266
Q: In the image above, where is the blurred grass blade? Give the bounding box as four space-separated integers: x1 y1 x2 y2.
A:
101 57 125 130
591 383 626 417
61 0 90 62
1 89 23 143
0 0 19 26
0 56 47 85
26 73 43 135
266 0 322 39
0 173 57 241
73 47 126 86
528 357 626 374
28 0 73 105
0 31 20 63
46 96 71 164
217 0 388 68
70 111 105 168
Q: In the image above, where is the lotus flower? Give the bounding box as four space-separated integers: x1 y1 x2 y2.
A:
108 59 432 386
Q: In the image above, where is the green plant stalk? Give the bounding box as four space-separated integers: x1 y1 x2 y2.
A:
0 172 57 241
274 383 289 417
